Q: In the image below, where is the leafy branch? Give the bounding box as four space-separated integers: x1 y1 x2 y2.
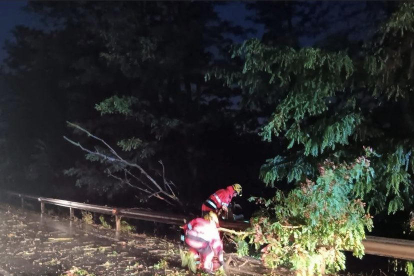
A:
229 151 375 275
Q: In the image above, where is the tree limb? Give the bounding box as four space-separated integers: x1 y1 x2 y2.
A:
64 122 181 207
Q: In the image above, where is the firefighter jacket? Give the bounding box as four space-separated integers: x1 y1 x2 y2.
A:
202 185 236 213
182 218 224 272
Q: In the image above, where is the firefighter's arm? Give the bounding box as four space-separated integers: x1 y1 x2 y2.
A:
220 189 235 213
182 221 192 231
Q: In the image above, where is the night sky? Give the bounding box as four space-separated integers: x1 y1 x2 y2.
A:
0 1 40 63
0 1 264 65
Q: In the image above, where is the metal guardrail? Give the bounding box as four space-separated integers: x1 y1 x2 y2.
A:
1 190 413 261
1 190 247 231
364 236 414 261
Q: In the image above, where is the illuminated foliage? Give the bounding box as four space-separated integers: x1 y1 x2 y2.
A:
211 2 414 275
237 151 374 274
210 2 414 215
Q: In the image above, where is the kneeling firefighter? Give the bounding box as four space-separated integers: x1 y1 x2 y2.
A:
180 211 224 274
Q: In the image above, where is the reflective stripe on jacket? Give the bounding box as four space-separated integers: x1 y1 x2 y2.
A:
207 186 235 209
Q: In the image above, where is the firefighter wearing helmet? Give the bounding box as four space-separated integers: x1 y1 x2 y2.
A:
202 183 242 219
180 211 224 274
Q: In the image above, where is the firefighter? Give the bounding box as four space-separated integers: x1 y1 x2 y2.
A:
201 183 242 219
180 211 224 274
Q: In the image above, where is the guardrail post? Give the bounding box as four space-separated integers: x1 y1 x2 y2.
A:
20 196 24 209
69 208 74 220
115 215 121 233
40 201 45 214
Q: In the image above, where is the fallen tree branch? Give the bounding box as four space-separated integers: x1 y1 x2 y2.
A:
64 122 182 207
280 224 303 229
218 227 251 237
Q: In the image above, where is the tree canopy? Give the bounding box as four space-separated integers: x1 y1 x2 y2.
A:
212 2 414 215
206 2 414 274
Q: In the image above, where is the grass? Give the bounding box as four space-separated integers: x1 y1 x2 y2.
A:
81 211 93 225
154 258 169 269
99 215 111 229
61 266 96 276
121 220 136 233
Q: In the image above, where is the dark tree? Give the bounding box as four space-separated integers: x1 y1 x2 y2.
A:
1 2 268 210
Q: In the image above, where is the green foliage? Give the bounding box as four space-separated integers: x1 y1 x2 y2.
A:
382 3 414 38
154 258 169 270
95 95 138 116
211 7 414 274
180 248 196 273
229 40 354 141
117 138 143 152
388 260 414 276
407 262 414 276
120 220 136 233
99 215 111 229
236 239 249 257
367 2 414 100
284 114 363 157
213 268 227 276
239 153 374 275
212 2 414 217
81 211 93 225
260 156 315 185
362 144 414 214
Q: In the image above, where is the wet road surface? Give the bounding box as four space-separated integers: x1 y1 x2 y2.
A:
0 204 275 276
0 203 190 275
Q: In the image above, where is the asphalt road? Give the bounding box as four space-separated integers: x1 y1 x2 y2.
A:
0 204 274 276
0 204 187 275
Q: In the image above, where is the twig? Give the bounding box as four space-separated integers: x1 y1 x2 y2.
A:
64 122 181 207
107 171 150 194
65 123 166 194
48 238 73 241
165 180 177 198
240 260 249 267
159 160 168 191
158 160 177 197
280 224 302 229
217 227 250 236
124 169 156 193
225 255 233 267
